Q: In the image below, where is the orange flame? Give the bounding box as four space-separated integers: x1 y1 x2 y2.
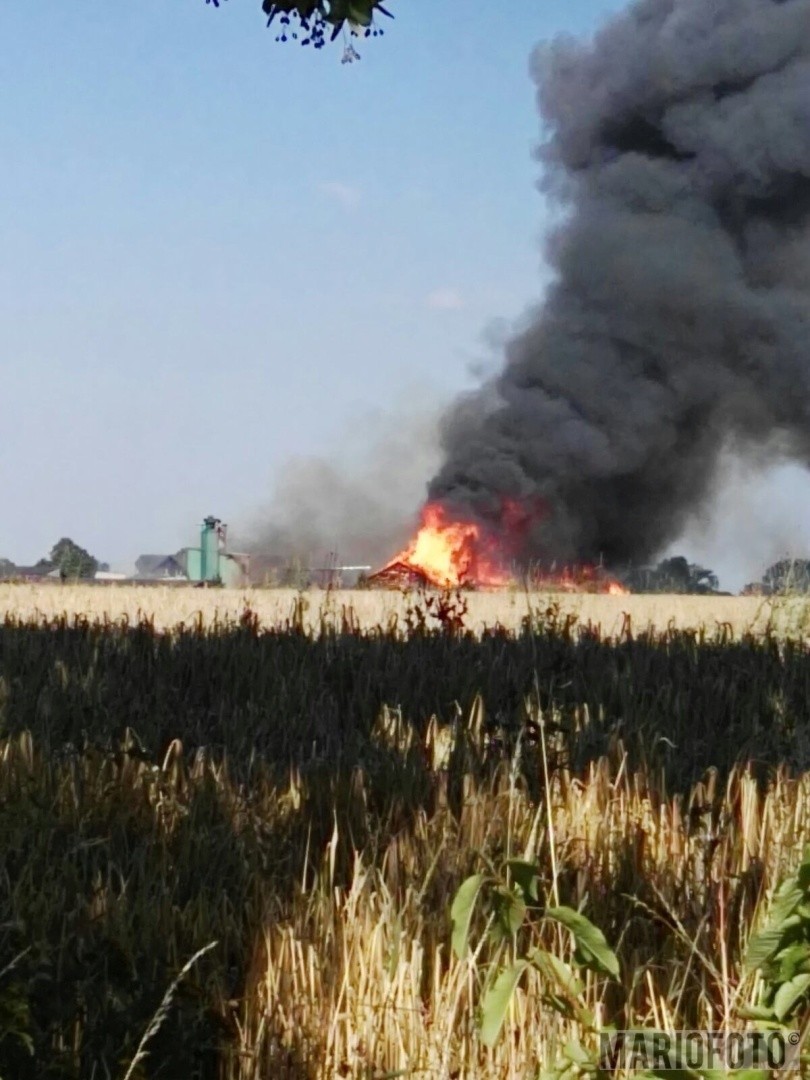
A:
372 500 630 594
607 581 630 596
381 502 510 588
528 564 631 595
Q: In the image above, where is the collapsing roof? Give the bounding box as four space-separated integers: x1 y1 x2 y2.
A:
365 561 434 589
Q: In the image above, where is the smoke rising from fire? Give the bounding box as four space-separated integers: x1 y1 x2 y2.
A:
243 402 442 569
429 0 810 566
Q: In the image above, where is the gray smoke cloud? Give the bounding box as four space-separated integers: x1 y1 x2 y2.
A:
242 400 442 569
429 0 810 566
667 452 810 592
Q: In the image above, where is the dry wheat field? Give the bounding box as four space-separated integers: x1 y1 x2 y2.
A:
0 581 804 638
2 581 810 1079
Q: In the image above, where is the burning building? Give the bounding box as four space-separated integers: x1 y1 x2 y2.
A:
367 500 628 592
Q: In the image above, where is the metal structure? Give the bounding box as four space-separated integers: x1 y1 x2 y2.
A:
179 517 249 587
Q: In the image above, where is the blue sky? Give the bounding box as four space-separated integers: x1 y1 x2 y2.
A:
1 0 806 588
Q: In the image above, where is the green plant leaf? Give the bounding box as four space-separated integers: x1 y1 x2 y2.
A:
796 847 810 889
635 1069 697 1080
507 859 540 903
773 971 810 1020
450 874 486 960
737 1004 777 1021
562 1037 596 1067
716 1071 770 1080
490 886 526 941
775 941 810 981
546 988 574 1018
479 960 528 1047
766 880 804 926
546 906 620 979
528 946 584 997
538 1067 581 1080
745 914 802 973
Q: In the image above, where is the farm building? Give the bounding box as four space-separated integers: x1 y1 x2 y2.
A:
135 518 250 587
135 555 187 581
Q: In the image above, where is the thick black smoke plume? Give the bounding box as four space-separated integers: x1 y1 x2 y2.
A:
429 0 810 565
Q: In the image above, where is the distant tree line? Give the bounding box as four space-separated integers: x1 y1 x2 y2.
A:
745 559 810 596
623 555 810 596
623 556 721 595
0 538 104 581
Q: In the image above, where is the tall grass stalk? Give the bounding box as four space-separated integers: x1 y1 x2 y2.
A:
121 941 218 1080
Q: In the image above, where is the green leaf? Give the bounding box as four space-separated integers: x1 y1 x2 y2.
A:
773 971 810 1020
539 1068 580 1080
737 1004 777 1021
563 1038 596 1067
767 880 804 926
716 1072 770 1080
532 942 593 1024
775 941 810 981
546 906 620 979
528 947 584 997
797 847 810 889
491 886 526 941
540 989 578 1020
636 1069 697 1080
479 961 528 1047
507 859 540 903
745 914 802 973
450 874 486 960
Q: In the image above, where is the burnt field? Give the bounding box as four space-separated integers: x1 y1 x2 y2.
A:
2 586 810 1077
